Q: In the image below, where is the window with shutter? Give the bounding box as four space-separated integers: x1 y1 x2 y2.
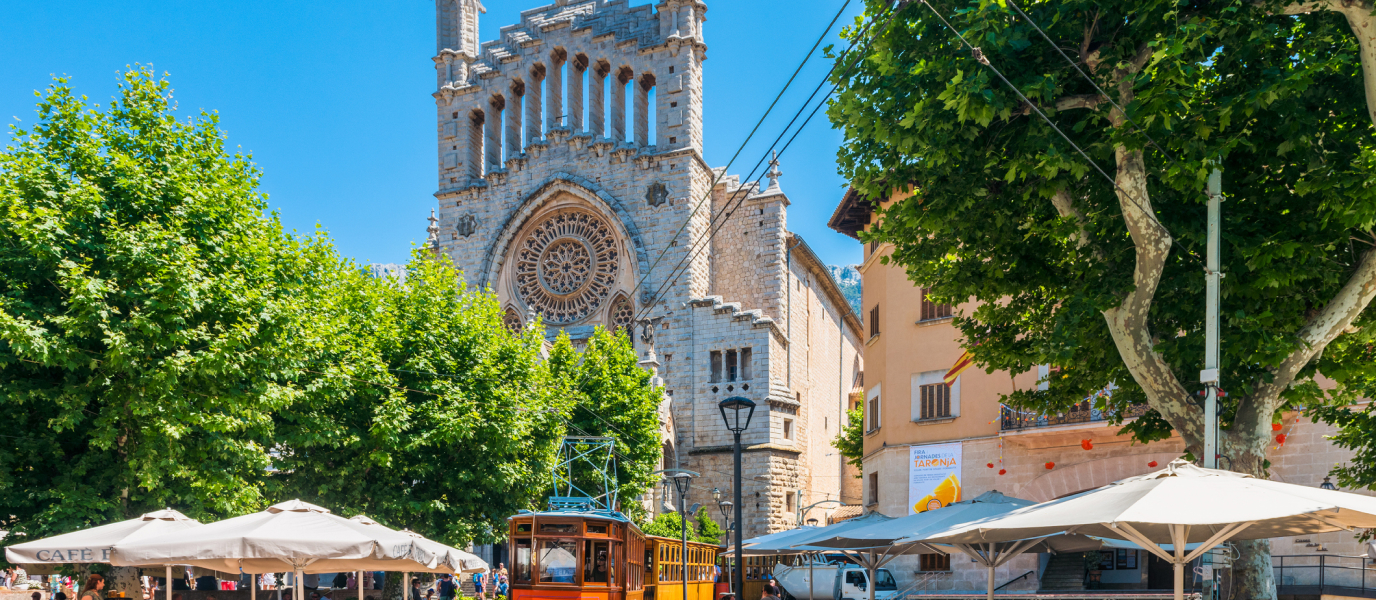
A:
919 383 952 420
919 288 953 321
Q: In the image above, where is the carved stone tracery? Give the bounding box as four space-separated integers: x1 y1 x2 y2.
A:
515 209 620 324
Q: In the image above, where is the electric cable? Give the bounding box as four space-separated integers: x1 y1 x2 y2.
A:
916 0 1205 266
621 0 854 308
632 1 904 323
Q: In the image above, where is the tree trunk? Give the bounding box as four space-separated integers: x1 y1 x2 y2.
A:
106 567 142 599
382 573 403 600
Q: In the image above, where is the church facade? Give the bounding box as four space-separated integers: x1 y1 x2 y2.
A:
427 0 863 536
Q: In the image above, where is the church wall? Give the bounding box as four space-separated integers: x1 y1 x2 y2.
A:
428 0 856 541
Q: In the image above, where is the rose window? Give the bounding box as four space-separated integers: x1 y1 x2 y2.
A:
514 210 621 324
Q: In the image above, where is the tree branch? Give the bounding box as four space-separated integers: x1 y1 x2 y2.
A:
1276 0 1376 126
1050 188 1097 252
1254 246 1376 411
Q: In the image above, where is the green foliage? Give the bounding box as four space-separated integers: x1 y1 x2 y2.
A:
547 328 664 521
0 68 668 553
0 67 337 537
829 0 1376 447
694 506 724 545
832 407 865 475
641 508 721 544
268 252 569 546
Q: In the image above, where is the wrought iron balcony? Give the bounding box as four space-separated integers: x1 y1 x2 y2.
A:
1000 401 1148 432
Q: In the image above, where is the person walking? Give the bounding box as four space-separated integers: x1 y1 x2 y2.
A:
78 575 105 600
437 576 455 600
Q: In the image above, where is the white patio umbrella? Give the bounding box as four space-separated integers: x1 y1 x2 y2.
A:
110 500 484 600
740 512 893 600
804 491 1104 600
919 460 1376 600
347 514 488 600
5 509 201 600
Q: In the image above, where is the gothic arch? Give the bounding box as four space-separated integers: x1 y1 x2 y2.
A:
478 173 650 291
608 293 634 336
1015 452 1184 502
502 305 523 334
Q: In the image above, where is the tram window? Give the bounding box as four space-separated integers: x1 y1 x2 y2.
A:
539 539 579 583
540 523 578 534
587 523 608 535
645 548 654 573
584 540 611 584
515 523 532 534
514 538 532 583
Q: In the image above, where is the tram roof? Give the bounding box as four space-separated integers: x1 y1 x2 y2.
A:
510 508 633 522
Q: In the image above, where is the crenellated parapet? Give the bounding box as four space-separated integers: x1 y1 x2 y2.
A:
433 0 709 192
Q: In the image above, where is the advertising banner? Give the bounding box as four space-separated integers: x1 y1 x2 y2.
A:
909 442 962 515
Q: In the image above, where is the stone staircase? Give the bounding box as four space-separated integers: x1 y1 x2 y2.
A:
1038 552 1087 592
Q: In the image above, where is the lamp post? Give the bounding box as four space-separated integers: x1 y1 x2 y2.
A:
715 489 735 599
654 468 700 600
718 396 756 600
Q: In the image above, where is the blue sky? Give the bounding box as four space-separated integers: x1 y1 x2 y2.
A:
1 0 867 269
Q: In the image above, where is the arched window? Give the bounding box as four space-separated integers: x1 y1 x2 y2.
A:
609 294 634 336
503 306 524 334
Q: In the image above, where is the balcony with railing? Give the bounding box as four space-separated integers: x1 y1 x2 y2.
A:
1000 401 1149 432
1275 554 1376 598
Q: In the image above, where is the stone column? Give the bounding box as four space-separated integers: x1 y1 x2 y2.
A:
547 53 565 131
610 68 628 142
464 110 483 180
589 64 606 138
485 96 503 170
634 75 651 147
527 65 545 145
507 82 524 157
569 59 586 133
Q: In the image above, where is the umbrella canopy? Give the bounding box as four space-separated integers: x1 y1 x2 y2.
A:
803 491 1104 600
109 500 480 574
741 511 893 555
919 460 1376 600
5 509 200 565
348 514 488 574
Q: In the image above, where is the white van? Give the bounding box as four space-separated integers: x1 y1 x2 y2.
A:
773 561 899 600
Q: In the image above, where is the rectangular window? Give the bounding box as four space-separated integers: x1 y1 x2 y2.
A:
514 538 532 582
920 288 953 321
866 384 881 433
919 383 951 420
710 351 722 383
740 347 753 379
868 239 879 257
919 553 951 572
726 349 739 381
785 491 796 512
912 371 959 421
782 418 794 440
539 539 579 583
869 305 880 338
584 539 611 584
868 472 879 506
539 523 577 534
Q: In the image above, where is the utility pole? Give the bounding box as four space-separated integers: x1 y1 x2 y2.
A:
1201 167 1224 599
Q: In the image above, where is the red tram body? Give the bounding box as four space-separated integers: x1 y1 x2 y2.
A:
507 511 719 600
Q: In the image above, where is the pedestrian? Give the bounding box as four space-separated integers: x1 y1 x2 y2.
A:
408 578 421 600
31 592 41 600
332 574 347 591
471 572 485 600
78 575 105 600
761 578 781 600
437 575 455 600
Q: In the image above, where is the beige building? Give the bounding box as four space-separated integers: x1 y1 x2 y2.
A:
828 188 1370 595
426 0 863 537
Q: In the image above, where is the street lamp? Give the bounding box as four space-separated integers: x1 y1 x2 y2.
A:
1320 476 1338 490
718 396 756 600
654 469 699 600
715 491 735 598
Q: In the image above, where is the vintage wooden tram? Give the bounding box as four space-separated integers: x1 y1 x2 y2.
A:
507 510 720 600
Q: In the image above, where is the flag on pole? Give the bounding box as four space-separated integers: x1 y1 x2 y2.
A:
943 350 974 386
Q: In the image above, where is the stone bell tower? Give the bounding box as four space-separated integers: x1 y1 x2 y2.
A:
436 0 485 89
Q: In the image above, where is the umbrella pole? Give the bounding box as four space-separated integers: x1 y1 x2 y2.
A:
986 565 994 600
402 574 408 600
808 555 814 600
251 574 255 600
165 566 172 600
